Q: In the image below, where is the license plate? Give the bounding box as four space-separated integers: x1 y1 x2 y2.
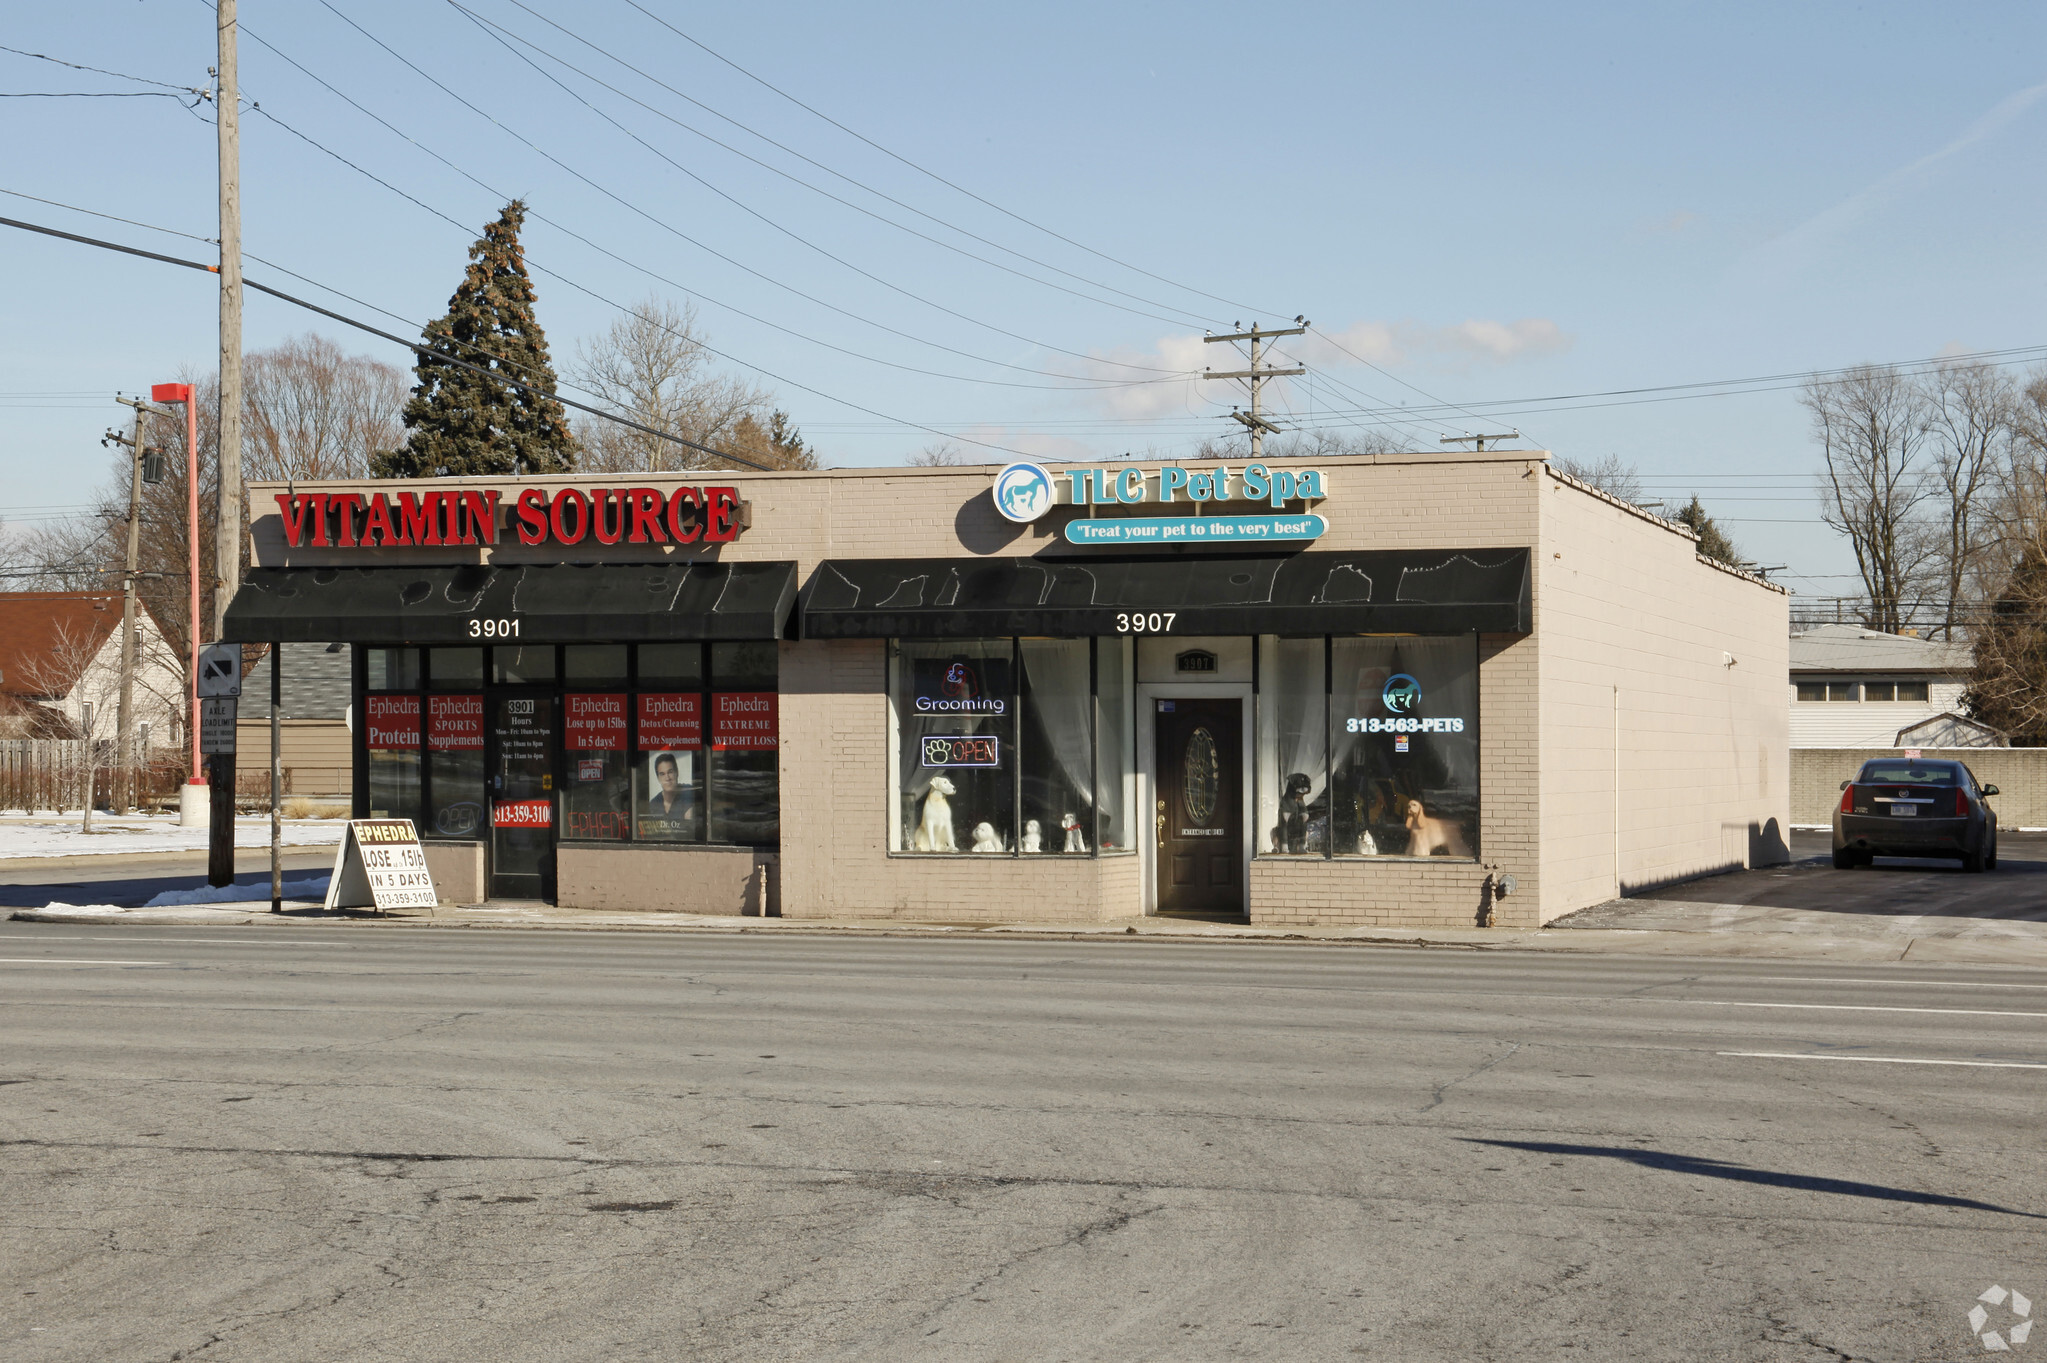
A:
1891 805 1917 817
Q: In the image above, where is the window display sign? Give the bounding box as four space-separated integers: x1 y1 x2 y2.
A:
365 694 420 749
564 693 627 749
428 694 483 749
921 735 1000 767
493 799 553 828
711 692 778 750
637 693 701 750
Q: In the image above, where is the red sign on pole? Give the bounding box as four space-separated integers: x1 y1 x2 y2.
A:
365 694 420 749
564 693 627 750
711 692 778 750
637 693 702 750
428 694 483 750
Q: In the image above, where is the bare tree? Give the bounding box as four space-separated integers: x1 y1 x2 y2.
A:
12 619 119 830
573 298 773 473
1552 453 1646 505
907 442 969 467
243 332 407 481
1802 365 1932 634
1920 361 2015 638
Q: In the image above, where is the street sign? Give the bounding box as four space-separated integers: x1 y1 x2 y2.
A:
324 820 438 913
199 697 237 754
198 643 241 698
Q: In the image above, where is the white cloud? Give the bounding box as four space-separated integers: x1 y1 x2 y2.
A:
1299 317 1573 368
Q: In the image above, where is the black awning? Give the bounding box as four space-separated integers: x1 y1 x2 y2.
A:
798 549 1531 639
223 561 799 644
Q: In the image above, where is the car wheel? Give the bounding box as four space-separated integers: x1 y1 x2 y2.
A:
1832 847 1857 869
1963 846 1985 873
1987 836 1998 871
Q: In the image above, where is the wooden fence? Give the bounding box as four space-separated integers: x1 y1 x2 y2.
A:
0 740 191 813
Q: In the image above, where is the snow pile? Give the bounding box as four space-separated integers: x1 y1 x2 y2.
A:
142 875 330 907
0 816 345 860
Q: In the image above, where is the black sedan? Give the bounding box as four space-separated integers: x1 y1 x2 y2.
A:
1833 757 1999 872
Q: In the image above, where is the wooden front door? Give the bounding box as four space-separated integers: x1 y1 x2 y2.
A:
1154 697 1243 915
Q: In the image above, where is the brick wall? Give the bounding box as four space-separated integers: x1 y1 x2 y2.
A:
1792 748 2047 828
1537 474 1790 919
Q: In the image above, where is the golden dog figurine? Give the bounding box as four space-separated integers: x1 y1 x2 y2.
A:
1405 799 1471 857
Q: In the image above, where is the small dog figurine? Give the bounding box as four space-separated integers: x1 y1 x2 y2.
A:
913 776 958 852
1278 772 1314 854
1060 812 1087 853
1405 799 1471 857
970 822 1004 853
1021 819 1043 853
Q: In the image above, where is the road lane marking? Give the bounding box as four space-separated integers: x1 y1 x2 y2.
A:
1690 1001 2047 1019
1722 1051 2047 1070
1732 977 2047 991
0 958 166 965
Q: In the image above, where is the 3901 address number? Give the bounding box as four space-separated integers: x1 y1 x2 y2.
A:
468 618 520 638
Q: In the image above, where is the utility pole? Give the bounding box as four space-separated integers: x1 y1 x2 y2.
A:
1440 431 1522 452
213 0 243 887
1202 318 1306 460
108 396 168 813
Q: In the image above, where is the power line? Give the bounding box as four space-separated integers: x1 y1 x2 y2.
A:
491 0 1221 333
617 0 1272 322
0 44 205 93
286 1 1181 390
443 0 1201 370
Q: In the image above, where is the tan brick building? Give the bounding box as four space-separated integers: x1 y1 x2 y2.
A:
224 449 1788 927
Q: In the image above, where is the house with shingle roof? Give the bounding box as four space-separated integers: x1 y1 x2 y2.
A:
0 590 185 749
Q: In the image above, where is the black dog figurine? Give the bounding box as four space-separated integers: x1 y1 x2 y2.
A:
1278 772 1314 854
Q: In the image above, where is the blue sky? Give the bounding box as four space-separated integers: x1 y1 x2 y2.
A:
5 1 2045 596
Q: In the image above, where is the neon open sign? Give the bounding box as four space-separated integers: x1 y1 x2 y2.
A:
922 735 1000 767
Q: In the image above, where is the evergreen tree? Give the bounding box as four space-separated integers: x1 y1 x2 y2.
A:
371 200 576 477
1674 494 1743 566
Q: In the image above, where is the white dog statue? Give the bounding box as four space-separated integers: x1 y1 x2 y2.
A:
1060 812 1087 854
913 776 958 852
970 822 1004 853
1021 819 1043 853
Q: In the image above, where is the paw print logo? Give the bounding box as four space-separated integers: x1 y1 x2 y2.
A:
1971 1285 2032 1351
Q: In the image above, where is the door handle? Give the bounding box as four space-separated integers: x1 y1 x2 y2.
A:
1155 798 1166 847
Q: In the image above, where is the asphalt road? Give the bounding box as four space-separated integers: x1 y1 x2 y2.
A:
5 927 2046 1361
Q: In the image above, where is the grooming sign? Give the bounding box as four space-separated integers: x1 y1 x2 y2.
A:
991 461 1330 543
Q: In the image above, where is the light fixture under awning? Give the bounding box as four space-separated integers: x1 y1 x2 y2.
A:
798 549 1531 639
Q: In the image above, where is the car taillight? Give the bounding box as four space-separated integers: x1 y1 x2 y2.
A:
1840 786 1855 814
1957 788 1970 817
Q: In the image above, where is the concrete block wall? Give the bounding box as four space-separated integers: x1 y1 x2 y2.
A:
1537 473 1790 921
1792 748 2047 828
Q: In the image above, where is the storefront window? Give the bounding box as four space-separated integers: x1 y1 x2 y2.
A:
565 645 628 687
1020 640 1092 854
426 692 485 838
893 640 1015 853
1330 637 1479 858
1256 637 1327 855
708 641 779 846
429 648 484 687
1095 638 1135 854
493 646 557 683
634 644 705 843
364 690 421 827
367 647 420 692
563 691 631 840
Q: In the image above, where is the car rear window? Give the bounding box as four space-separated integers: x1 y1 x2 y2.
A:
1856 762 1960 785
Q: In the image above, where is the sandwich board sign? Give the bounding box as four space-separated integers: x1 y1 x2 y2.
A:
323 819 438 913
197 643 242 697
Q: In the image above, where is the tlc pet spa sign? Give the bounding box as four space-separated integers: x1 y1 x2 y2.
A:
991 461 1329 545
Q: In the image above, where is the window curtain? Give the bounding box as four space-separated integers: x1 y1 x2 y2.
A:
1022 640 1093 814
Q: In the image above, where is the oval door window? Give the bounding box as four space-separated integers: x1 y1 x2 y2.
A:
1183 726 1219 824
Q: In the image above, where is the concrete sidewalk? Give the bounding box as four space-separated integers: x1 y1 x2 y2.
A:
15 894 2047 965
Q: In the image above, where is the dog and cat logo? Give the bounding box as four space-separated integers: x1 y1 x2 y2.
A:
992 462 1055 523
941 662 977 699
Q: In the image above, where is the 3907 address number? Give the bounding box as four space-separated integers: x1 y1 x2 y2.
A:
1115 612 1176 634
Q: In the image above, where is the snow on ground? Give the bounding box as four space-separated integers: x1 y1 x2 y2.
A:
142 875 330 907
0 814 347 859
